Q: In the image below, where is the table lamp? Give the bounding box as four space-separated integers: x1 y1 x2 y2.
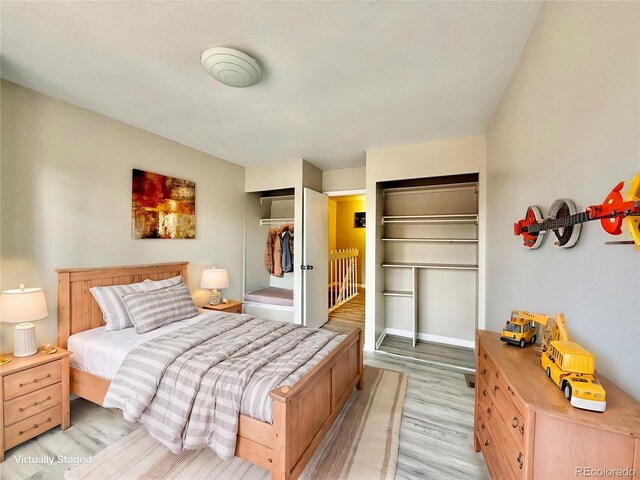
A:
0 285 48 362
200 268 229 305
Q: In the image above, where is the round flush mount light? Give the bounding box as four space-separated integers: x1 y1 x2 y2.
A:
200 47 262 88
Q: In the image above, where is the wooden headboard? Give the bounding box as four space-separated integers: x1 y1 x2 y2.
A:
56 262 188 348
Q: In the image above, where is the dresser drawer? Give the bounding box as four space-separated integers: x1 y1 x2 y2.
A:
489 404 524 479
490 376 525 446
4 383 62 426
3 360 62 400
478 416 512 480
4 405 61 450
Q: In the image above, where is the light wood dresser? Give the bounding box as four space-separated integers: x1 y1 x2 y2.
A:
475 330 640 479
0 348 71 462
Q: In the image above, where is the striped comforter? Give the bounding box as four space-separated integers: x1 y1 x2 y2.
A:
103 312 344 460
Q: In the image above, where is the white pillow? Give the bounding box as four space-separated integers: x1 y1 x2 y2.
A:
122 283 199 334
90 276 183 331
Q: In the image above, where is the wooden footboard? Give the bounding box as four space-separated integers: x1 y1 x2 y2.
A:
59 263 364 480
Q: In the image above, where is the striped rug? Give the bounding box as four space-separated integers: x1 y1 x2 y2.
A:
66 366 407 480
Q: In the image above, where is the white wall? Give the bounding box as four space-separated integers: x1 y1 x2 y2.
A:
365 135 486 351
485 2 640 399
0 80 258 353
322 167 366 193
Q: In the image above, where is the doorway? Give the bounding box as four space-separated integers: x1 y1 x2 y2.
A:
325 193 366 335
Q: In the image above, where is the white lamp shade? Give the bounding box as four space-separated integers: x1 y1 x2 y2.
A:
200 269 229 289
1 288 48 324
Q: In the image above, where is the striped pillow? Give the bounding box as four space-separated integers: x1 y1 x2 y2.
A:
90 276 183 331
122 283 199 334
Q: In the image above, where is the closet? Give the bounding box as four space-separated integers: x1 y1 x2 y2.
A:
244 189 296 323
378 174 479 351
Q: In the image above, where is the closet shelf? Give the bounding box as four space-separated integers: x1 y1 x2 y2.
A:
381 238 478 244
382 262 478 271
381 214 478 225
260 195 295 205
383 182 478 197
382 290 413 297
259 217 294 226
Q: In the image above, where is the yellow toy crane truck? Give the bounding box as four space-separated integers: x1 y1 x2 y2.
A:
501 311 607 412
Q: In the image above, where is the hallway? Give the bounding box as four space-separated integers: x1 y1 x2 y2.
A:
324 287 365 335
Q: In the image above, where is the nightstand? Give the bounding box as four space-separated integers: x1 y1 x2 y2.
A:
202 300 243 314
0 348 71 462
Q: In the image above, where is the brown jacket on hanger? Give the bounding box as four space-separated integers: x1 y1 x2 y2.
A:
264 228 278 274
264 224 293 277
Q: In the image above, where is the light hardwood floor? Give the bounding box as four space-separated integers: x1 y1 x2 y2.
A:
0 350 488 480
377 335 476 372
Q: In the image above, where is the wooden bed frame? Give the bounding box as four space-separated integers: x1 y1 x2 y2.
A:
57 262 363 480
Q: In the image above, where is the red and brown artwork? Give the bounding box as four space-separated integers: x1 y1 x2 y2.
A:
131 169 196 239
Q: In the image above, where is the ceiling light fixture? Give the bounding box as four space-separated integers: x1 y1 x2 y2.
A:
200 47 262 88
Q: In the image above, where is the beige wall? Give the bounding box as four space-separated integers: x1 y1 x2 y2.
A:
334 195 366 284
485 2 640 399
0 80 257 353
322 167 366 193
365 135 486 350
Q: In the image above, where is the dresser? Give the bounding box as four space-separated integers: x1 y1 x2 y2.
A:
475 330 640 479
0 348 71 462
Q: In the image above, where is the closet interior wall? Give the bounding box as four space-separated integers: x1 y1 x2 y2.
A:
379 174 479 349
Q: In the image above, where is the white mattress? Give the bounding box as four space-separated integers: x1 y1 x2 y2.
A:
67 312 208 380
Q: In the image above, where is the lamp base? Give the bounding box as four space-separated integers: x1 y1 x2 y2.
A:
208 289 222 305
14 323 37 357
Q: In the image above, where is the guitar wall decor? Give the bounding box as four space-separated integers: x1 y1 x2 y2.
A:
514 172 640 250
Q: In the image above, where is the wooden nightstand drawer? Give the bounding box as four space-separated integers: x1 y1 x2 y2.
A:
4 383 62 426
202 300 243 314
4 405 61 450
3 360 62 400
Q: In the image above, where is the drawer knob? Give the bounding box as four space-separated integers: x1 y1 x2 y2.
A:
18 417 51 435
18 396 52 413
19 373 51 388
512 417 519 428
480 422 485 430
486 406 491 414
483 353 487 360
520 424 525 435
507 385 515 396
484 439 490 447
493 385 499 394
517 452 523 469
482 389 487 397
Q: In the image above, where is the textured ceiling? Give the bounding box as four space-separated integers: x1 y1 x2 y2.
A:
0 1 541 170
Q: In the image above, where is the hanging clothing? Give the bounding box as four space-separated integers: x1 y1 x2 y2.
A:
281 230 293 273
264 224 294 277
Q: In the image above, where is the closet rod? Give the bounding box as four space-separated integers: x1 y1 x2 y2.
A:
260 195 295 205
381 238 478 244
259 218 295 226
383 182 477 197
381 214 478 225
382 262 478 270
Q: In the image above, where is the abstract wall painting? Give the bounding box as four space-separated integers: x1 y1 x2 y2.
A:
131 169 196 239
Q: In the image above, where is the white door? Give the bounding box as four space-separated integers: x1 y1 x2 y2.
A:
303 188 329 328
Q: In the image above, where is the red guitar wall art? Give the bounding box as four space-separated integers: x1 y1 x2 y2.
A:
514 173 640 250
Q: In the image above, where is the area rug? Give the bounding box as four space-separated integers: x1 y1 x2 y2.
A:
66 366 407 480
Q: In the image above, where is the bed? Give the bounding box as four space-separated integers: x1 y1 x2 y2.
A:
243 286 294 323
57 262 363 480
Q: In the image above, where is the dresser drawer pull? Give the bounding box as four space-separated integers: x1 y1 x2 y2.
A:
520 424 525 435
512 417 519 428
18 396 52 412
481 368 487 376
18 417 51 435
482 389 487 397
517 452 523 469
493 385 499 394
18 373 51 388
484 439 490 447
480 422 485 430
507 385 515 397
486 406 491 415
483 353 487 360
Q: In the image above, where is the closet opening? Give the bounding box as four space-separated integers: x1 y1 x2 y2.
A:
375 173 478 372
325 193 366 337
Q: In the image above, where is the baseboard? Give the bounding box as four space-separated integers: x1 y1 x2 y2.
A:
375 330 387 350
384 328 475 349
